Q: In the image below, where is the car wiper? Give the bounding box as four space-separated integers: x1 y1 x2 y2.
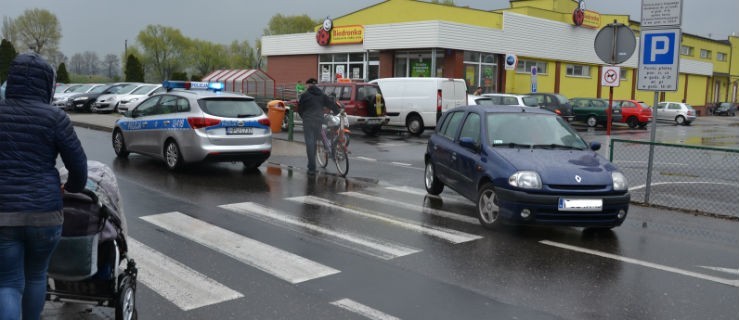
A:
493 142 533 149
236 114 259 118
532 144 584 150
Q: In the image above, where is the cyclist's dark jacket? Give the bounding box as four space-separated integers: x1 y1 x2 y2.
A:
298 85 339 122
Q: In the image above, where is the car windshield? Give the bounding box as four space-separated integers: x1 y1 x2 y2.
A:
90 85 109 93
70 84 96 93
198 98 263 118
487 113 587 150
638 102 650 109
554 94 569 104
131 85 158 95
522 96 539 106
475 98 495 105
112 84 140 94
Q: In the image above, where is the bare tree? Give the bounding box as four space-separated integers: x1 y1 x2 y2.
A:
13 9 61 56
1 17 19 44
69 53 84 74
103 54 120 78
82 51 99 75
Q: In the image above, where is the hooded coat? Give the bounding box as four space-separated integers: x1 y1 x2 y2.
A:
0 53 87 227
298 85 338 122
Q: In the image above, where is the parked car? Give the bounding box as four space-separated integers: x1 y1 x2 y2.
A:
113 81 271 171
570 97 622 127
713 102 736 116
613 99 652 128
472 93 533 108
92 83 145 113
286 82 389 136
117 84 165 114
424 104 629 230
68 83 129 113
654 101 696 125
370 77 468 135
523 93 575 122
52 83 105 109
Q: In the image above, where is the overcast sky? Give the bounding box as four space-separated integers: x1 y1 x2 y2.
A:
3 0 738 57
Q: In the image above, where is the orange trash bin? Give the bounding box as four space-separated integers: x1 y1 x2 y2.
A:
267 100 286 133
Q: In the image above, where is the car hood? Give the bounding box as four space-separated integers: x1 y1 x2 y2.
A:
494 148 616 186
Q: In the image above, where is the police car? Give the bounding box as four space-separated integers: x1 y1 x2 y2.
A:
112 81 272 170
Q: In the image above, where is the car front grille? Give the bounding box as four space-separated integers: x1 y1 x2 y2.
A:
547 184 607 191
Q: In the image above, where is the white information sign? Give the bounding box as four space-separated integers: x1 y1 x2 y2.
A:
641 0 682 27
637 28 681 91
602 66 621 87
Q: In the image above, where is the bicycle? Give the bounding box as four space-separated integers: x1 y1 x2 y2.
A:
316 107 350 177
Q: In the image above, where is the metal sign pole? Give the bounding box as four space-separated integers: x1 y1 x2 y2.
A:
644 91 659 203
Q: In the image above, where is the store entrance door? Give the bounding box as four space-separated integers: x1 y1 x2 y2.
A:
368 61 379 81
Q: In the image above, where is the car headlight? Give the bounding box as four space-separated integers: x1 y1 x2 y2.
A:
508 171 542 189
74 96 89 101
612 172 628 191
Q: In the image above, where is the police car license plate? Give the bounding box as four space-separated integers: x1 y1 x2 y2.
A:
226 127 253 135
558 198 602 211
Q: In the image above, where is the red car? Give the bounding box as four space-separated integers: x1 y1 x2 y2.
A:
614 100 652 128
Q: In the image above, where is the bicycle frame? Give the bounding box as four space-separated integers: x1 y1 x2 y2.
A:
317 108 350 176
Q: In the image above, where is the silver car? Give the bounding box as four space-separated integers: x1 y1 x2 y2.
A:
112 81 272 170
117 84 165 114
655 102 696 125
92 83 145 113
472 93 535 108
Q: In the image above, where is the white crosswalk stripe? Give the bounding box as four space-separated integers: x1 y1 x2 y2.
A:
331 298 402 320
127 238 243 311
140 211 340 284
339 191 480 225
219 202 421 260
384 186 471 205
286 195 482 243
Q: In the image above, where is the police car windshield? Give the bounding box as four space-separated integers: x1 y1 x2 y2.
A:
198 98 263 118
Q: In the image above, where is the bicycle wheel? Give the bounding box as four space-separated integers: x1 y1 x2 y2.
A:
333 143 349 177
316 140 328 168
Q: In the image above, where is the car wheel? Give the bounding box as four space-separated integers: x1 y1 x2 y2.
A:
675 115 685 125
627 116 639 129
424 161 444 195
476 182 500 230
638 122 648 129
112 129 130 158
586 116 598 127
406 114 424 136
242 161 263 171
164 140 184 170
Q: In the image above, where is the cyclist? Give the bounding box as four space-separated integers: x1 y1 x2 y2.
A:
298 78 339 175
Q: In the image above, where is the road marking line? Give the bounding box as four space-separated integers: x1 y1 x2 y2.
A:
331 298 401 320
540 240 739 288
391 162 412 167
384 186 471 205
127 238 243 311
141 212 340 284
219 202 420 260
340 192 480 225
287 196 482 244
357 156 377 162
629 181 739 191
699 266 739 276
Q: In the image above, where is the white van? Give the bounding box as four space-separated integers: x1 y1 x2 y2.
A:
370 77 468 135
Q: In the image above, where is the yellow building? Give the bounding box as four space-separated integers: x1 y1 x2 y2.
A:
262 0 739 113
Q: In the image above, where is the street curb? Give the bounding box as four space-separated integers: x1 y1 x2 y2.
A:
71 121 113 133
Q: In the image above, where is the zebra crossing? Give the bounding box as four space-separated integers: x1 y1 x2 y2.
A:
129 185 481 318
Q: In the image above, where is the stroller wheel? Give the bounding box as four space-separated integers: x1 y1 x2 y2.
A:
115 275 137 320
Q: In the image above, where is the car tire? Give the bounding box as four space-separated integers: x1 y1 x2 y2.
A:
112 129 130 158
164 140 184 171
586 115 598 128
406 114 424 136
627 117 639 129
361 125 381 136
476 182 500 230
424 161 444 195
243 161 263 171
675 115 685 125
638 122 648 129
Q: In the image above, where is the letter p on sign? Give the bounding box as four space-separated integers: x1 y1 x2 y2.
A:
644 33 675 64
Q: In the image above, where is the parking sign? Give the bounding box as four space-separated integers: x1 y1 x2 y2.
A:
637 28 680 91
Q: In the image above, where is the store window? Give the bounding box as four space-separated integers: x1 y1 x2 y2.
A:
565 64 591 77
394 50 444 78
318 53 367 82
516 60 547 74
680 46 693 56
700 49 712 59
464 51 498 94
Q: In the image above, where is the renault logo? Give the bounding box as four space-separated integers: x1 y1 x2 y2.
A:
575 175 582 183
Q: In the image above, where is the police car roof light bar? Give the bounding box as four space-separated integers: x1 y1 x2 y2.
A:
162 80 224 92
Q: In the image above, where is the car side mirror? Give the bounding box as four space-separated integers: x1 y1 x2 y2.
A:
590 141 601 151
459 137 480 152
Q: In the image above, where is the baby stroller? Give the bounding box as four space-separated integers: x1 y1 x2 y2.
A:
47 161 138 320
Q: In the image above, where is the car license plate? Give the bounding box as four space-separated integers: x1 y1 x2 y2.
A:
226 127 253 135
558 198 603 211
366 119 380 125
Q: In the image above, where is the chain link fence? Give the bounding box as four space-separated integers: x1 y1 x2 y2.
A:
609 139 739 219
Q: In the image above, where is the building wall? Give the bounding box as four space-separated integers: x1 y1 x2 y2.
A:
559 64 598 99
264 55 318 95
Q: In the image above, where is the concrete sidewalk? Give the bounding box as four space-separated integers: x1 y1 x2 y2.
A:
68 113 305 157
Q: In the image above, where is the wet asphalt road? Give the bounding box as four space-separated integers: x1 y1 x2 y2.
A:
44 118 739 320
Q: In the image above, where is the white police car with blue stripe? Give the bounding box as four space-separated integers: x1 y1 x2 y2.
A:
112 81 271 170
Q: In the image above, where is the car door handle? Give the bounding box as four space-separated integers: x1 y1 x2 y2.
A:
451 152 456 160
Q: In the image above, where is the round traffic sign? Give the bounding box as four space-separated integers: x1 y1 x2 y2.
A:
594 23 636 65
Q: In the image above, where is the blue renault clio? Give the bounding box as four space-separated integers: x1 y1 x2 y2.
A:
424 105 630 230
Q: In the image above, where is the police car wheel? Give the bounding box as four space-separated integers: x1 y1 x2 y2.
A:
113 130 130 158
164 140 183 170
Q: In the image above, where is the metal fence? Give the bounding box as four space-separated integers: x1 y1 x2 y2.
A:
609 139 739 218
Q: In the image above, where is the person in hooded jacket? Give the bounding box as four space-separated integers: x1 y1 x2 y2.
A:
0 53 87 320
298 78 339 174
